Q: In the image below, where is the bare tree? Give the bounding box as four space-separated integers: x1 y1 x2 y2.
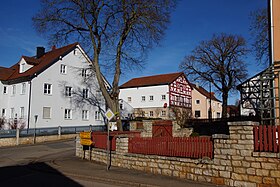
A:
33 0 176 130
170 107 192 127
249 8 269 66
180 33 248 118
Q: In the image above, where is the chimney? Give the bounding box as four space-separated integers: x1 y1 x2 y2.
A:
195 82 199 88
36 47 45 58
52 45 56 50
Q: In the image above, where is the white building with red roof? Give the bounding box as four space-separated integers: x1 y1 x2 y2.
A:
119 72 193 119
0 43 108 129
119 72 222 119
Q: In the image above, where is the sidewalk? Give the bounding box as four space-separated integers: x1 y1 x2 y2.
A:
49 155 223 187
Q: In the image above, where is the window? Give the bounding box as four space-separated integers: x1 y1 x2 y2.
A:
3 86 7 94
20 107 24 118
64 109 72 119
10 108 14 118
141 96 146 102
120 103 123 110
65 86 72 97
43 107 51 119
149 111 153 117
149 96 154 101
60 64 67 74
44 83 52 95
195 110 201 118
161 95 166 100
82 110 89 120
83 88 89 98
21 83 26 94
95 111 101 120
2 108 6 117
161 111 166 116
195 100 200 105
127 97 132 102
82 69 88 77
12 85 16 95
217 112 221 118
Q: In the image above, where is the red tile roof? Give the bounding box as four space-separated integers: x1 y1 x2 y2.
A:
119 72 185 88
190 83 221 102
0 42 78 83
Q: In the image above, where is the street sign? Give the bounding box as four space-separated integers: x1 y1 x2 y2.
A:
80 138 93 146
105 109 115 121
80 131 91 139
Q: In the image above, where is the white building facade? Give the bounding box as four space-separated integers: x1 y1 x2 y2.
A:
119 72 192 119
0 43 107 129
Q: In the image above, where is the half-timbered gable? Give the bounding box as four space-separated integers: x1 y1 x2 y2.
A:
169 75 192 108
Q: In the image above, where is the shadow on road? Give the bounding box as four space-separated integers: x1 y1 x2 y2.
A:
0 162 82 187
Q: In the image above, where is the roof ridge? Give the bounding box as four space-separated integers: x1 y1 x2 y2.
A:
131 72 183 79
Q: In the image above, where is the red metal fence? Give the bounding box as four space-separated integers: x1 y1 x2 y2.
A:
128 136 213 159
91 131 141 151
254 125 280 152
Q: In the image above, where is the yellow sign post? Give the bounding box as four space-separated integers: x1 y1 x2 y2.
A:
79 131 93 146
80 132 91 139
80 131 93 160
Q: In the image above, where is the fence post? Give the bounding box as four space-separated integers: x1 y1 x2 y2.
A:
16 128 20 145
58 126 61 139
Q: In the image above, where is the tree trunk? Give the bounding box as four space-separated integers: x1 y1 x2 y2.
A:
222 92 228 118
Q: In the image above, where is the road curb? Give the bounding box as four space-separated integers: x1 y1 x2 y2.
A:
62 171 160 187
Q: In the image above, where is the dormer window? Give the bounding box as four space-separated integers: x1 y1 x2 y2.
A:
19 58 33 73
20 63 26 73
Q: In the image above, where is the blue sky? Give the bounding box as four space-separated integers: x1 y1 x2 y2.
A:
0 0 266 104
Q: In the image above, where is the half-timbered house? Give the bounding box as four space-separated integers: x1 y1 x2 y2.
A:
119 72 192 119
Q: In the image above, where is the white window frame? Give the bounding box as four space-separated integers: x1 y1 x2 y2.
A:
195 100 200 105
44 83 52 95
127 97 132 102
95 111 101 121
161 95 166 100
3 86 7 94
60 64 67 74
82 69 88 77
149 95 154 101
20 107 24 119
2 108 6 117
64 109 72 120
141 96 146 102
43 107 51 119
21 83 26 95
195 110 201 118
12 85 16 95
82 110 89 120
161 111 166 116
65 86 72 97
149 111 153 117
83 88 89 99
10 108 14 118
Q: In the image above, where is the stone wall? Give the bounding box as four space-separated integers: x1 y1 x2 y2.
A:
0 134 77 147
129 120 193 137
76 121 280 187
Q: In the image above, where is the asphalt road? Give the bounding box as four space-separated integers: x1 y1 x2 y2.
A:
0 140 121 187
0 139 223 187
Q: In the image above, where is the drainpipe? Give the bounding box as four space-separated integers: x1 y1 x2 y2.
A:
27 80 32 129
269 0 274 66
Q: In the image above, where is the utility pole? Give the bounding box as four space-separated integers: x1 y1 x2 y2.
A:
209 82 212 121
